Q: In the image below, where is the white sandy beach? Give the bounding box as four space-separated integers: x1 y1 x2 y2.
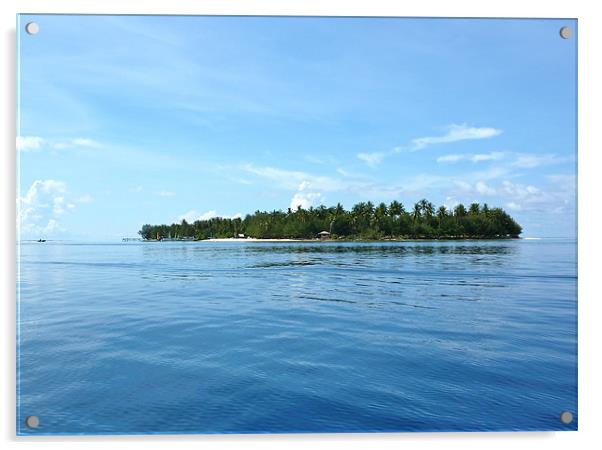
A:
204 238 304 242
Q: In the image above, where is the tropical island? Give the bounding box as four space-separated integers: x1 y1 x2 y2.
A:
139 199 522 241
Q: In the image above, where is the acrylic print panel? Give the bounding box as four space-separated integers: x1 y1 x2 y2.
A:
16 15 577 435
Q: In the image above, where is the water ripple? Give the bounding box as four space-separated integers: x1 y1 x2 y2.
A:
17 239 577 434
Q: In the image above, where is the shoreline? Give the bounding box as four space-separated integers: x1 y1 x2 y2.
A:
145 236 524 243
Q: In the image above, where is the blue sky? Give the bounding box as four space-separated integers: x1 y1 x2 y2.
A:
17 15 577 239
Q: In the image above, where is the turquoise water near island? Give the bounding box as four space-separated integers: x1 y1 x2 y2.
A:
17 239 577 434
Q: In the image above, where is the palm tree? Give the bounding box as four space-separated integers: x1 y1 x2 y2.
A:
365 201 375 218
424 201 435 219
375 202 388 219
334 202 345 217
437 205 447 220
330 202 345 234
351 202 365 217
469 202 480 215
417 198 435 221
454 204 467 217
351 202 367 232
388 200 403 217
412 202 422 223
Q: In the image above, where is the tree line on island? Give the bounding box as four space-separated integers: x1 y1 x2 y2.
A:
139 199 522 241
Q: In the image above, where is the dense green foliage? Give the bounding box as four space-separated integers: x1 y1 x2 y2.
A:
139 200 522 240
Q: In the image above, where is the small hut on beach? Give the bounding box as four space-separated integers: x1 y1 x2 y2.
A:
317 231 331 240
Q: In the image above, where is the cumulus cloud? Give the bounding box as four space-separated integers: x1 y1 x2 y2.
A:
53 196 66 216
452 180 497 196
289 181 324 211
443 196 460 210
500 180 540 198
16 136 44 151
178 210 217 222
475 181 496 195
497 180 570 214
239 156 573 219
412 124 502 150
289 192 323 211
447 175 574 218
18 180 70 237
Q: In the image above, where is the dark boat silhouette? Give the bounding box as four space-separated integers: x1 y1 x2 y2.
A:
37 239 46 242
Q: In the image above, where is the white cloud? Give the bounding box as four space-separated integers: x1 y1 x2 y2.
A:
298 181 310 191
16 136 44 151
454 180 473 192
289 192 324 210
546 174 576 188
53 138 102 150
241 162 501 205
178 210 216 223
42 219 60 234
412 124 502 150
475 181 496 195
471 152 505 163
53 196 66 216
498 180 573 214
355 125 503 166
443 196 459 210
511 153 565 169
72 138 101 148
18 180 70 237
438 152 505 164
446 175 575 218
239 159 572 217
437 154 463 163
452 180 497 196
501 181 540 198
241 164 343 192
289 181 324 210
17 136 102 151
357 152 385 167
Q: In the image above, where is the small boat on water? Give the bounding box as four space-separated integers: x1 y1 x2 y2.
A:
37 239 46 242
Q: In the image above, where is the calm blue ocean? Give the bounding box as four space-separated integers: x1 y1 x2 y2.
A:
17 239 577 434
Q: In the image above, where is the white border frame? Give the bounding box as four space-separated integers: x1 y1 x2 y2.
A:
2 1 600 449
